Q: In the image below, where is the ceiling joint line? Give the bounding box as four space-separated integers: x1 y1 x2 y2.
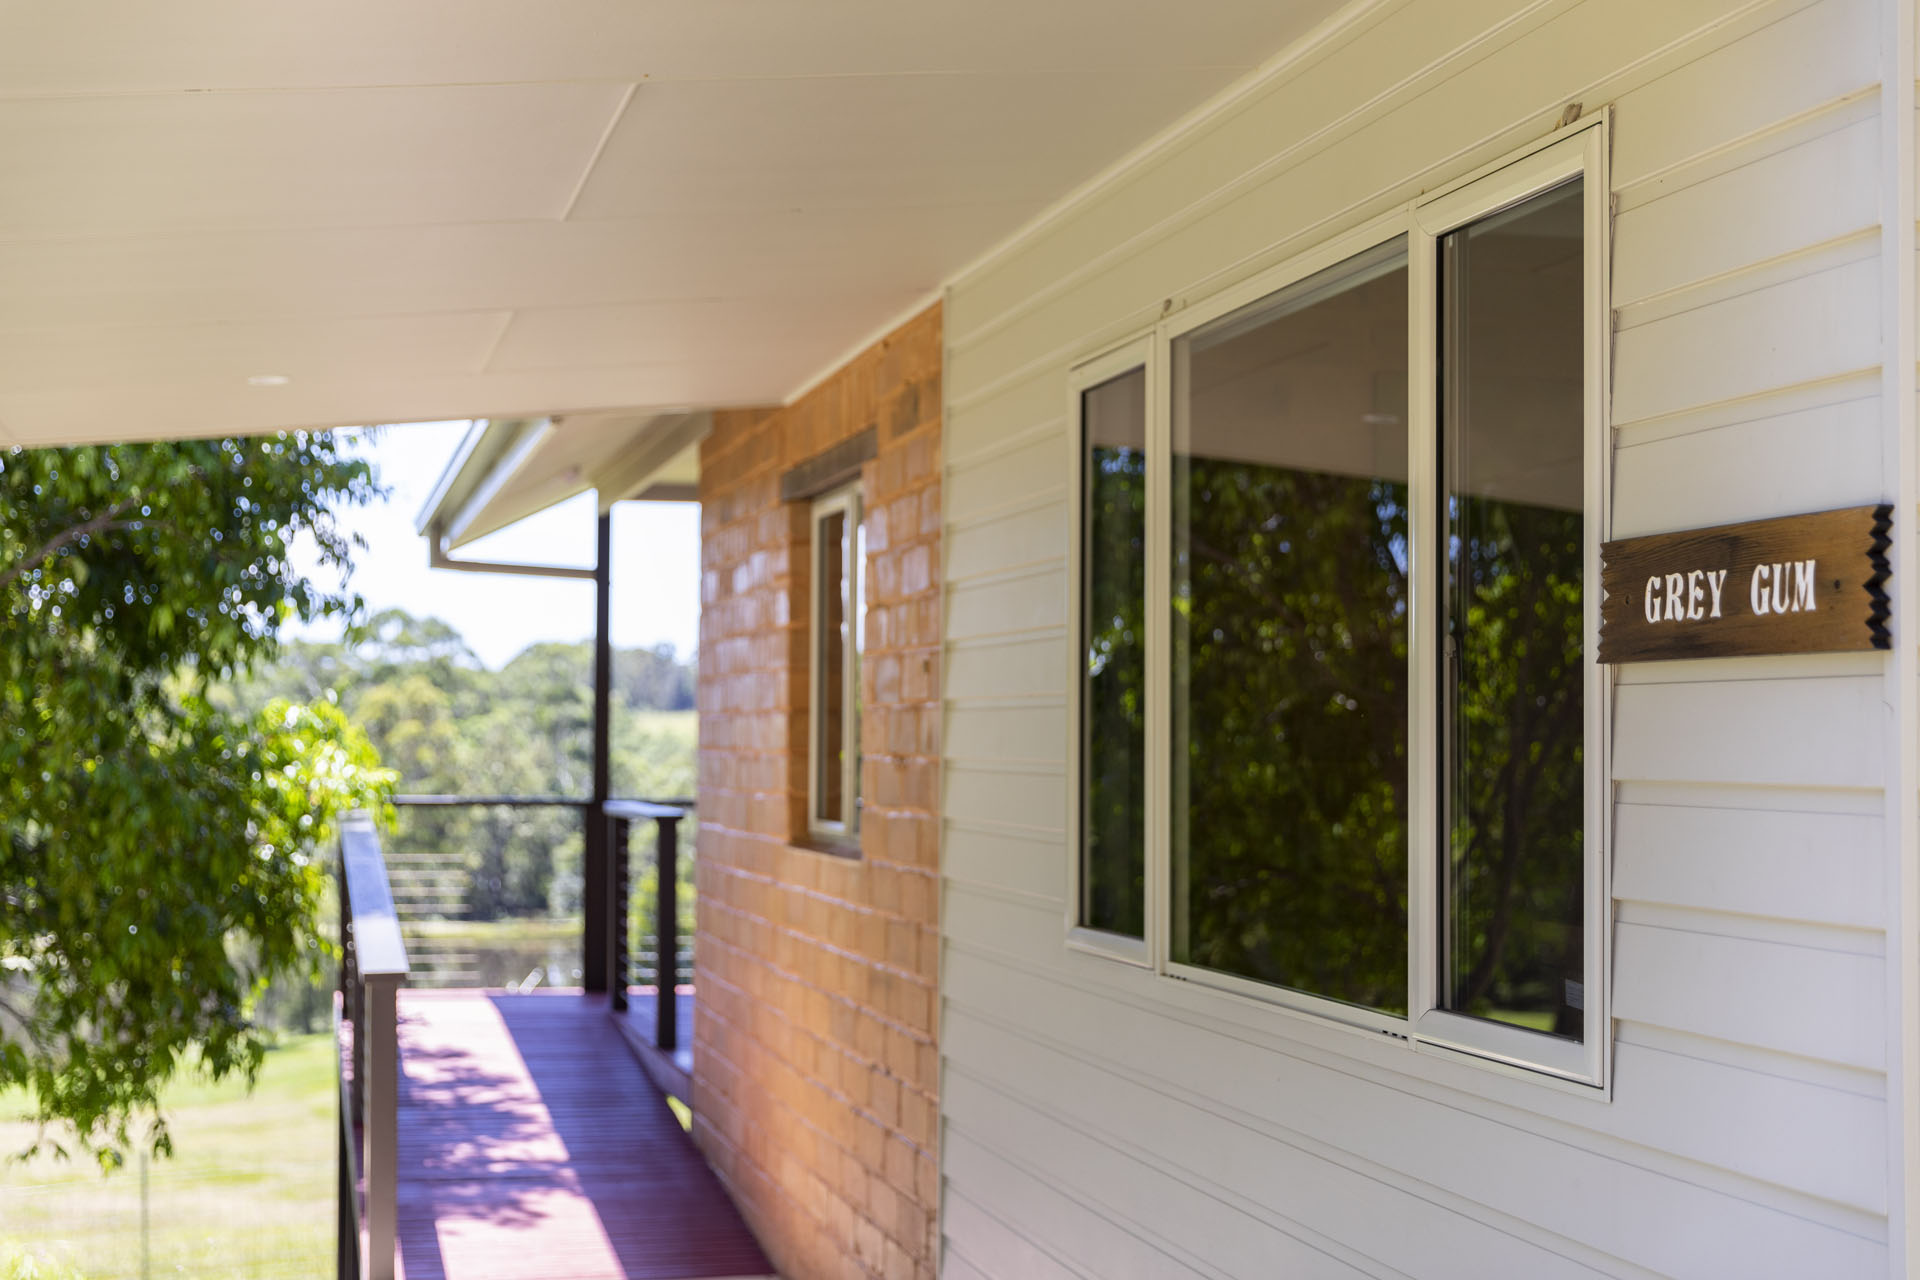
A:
477 311 517 375
560 82 638 221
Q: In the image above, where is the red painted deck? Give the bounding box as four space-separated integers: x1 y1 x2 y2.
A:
392 990 774 1280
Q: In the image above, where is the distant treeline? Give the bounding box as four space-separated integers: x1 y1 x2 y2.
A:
222 610 699 1028
217 607 696 801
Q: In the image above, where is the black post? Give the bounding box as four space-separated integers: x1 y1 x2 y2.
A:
610 816 630 1014
341 844 364 1129
336 837 360 1280
656 814 679 1052
584 512 613 992
337 1107 358 1280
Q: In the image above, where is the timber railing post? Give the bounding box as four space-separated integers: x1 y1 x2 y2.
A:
337 832 361 1280
361 974 400 1280
610 815 631 1014
656 812 679 1053
602 799 690 1053
337 1095 358 1280
335 812 409 1280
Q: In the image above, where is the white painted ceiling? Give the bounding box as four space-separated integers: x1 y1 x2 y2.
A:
0 1 1341 448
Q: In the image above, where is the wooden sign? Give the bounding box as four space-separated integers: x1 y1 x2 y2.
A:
1598 505 1891 663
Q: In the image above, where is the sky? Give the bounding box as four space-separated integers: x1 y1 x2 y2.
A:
289 421 702 670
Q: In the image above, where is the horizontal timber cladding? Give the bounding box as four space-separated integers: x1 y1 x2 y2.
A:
1598 504 1893 661
938 0 1897 1278
695 305 941 1280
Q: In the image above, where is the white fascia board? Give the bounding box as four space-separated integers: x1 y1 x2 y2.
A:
413 418 489 536
592 410 710 512
413 417 544 540
439 418 554 549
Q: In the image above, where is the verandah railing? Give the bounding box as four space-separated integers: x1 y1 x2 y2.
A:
378 794 693 1043
333 797 694 1279
379 795 594 990
335 812 407 1280
604 799 693 1053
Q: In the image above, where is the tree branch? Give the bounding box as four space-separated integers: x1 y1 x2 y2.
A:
0 497 140 594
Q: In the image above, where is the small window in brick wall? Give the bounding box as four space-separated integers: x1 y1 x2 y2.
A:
810 483 865 842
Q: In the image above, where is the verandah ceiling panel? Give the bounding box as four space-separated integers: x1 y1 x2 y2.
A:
0 2 1322 91
0 0 1344 447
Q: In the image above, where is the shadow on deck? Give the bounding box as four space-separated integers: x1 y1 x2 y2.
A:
392 990 771 1280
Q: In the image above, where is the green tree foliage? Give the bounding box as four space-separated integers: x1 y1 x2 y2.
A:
0 437 392 1162
227 613 696 927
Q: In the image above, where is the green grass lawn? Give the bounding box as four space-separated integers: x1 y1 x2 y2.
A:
0 1033 336 1280
404 915 577 943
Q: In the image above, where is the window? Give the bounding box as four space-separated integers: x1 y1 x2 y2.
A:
810 484 864 842
1437 179 1588 1041
1170 236 1410 1014
1069 343 1151 960
1068 125 1608 1083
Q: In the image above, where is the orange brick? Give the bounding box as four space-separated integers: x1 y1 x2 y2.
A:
697 302 941 1280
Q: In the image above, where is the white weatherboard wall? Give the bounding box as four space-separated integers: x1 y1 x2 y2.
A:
938 0 1909 1276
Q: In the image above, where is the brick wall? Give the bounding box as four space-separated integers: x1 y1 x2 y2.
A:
694 304 941 1280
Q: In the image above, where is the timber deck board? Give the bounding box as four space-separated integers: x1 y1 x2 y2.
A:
392 990 772 1280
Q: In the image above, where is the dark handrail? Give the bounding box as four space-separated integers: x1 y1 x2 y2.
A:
392 794 586 808
392 794 696 809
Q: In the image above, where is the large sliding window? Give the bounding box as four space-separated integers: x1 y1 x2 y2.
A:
1169 239 1410 1013
1067 126 1608 1083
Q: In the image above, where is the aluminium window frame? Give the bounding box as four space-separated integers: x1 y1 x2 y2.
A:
1063 119 1612 1088
1065 335 1157 967
1409 126 1611 1085
808 482 864 844
1155 210 1418 1042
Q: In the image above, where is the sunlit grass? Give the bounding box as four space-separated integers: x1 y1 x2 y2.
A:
405 915 578 942
0 1033 335 1280
0 1242 86 1280
626 708 697 742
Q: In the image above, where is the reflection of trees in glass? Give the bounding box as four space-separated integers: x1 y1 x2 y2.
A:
1083 444 1146 936
1446 497 1584 1038
1175 461 1408 1013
